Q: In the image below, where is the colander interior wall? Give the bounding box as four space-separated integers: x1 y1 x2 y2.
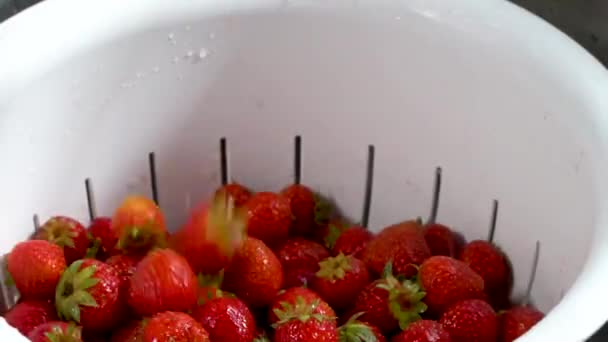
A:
1 1 608 341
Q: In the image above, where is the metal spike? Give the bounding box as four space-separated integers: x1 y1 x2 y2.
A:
294 135 302 185
427 167 442 225
488 199 499 243
361 145 375 228
219 137 228 186
148 152 159 205
523 241 541 306
84 178 97 221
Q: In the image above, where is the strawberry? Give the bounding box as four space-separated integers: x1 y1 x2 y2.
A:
245 192 292 248
88 217 120 258
142 311 210 342
361 220 431 278
337 313 385 342
280 184 319 237
424 223 459 258
170 193 247 275
196 272 228 306
110 320 144 342
4 300 58 336
112 195 167 253
418 256 485 315
392 320 451 341
223 237 284 308
440 299 497 342
215 182 253 207
192 297 256 341
27 321 83 342
498 305 544 342
128 248 198 316
313 220 348 250
268 287 336 325
311 253 370 311
332 226 373 258
35 216 89 264
271 295 338 342
459 240 512 309
106 254 141 286
347 267 427 335
7 240 66 300
275 237 330 288
55 258 123 331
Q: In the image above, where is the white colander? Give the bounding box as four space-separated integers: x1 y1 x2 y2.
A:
1 0 608 341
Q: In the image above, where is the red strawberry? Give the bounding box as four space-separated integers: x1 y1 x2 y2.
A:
35 216 89 263
314 220 348 250
392 320 451 342
361 220 431 278
332 226 373 258
215 182 253 207
245 192 292 248
55 258 123 331
27 321 83 342
142 311 209 342
223 237 283 308
106 254 141 286
311 253 370 311
348 265 427 335
280 184 319 237
271 295 338 342
268 287 336 325
498 305 544 342
337 313 385 342
112 195 167 253
275 238 330 288
128 248 198 316
419 256 485 315
170 193 247 275
110 320 144 342
195 272 228 306
424 223 459 257
192 297 256 341
88 217 120 258
7 240 66 300
440 299 497 342
4 300 58 336
459 240 512 309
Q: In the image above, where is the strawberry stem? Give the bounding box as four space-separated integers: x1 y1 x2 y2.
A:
55 260 99 323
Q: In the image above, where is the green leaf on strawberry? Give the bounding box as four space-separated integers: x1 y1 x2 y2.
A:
313 194 332 225
338 313 379 342
272 296 335 328
55 260 99 323
316 253 352 280
44 322 81 342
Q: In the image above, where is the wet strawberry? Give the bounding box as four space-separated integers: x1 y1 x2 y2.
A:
275 237 330 288
128 249 198 316
88 217 120 258
35 216 89 264
112 195 167 254
337 313 385 342
7 240 66 300
4 300 58 336
192 297 256 341
392 320 451 342
245 192 292 248
498 305 544 342
424 223 459 258
440 299 497 342
311 253 370 311
142 311 209 342
419 256 485 315
215 182 253 208
106 254 141 286
27 321 83 342
223 237 283 308
271 294 338 342
195 272 229 306
332 226 373 258
280 184 319 237
55 259 123 331
110 320 144 342
361 220 431 278
268 287 336 325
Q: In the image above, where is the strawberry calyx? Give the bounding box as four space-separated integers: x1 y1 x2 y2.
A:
116 222 167 252
313 194 332 226
206 191 248 258
253 332 271 342
324 222 346 249
55 260 99 323
271 296 335 327
197 271 224 288
84 238 101 259
44 322 82 342
338 312 378 342
316 253 352 281
40 217 78 249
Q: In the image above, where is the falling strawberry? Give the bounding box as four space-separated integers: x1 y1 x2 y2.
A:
170 193 247 275
112 195 167 253
268 287 336 325
55 258 123 331
440 299 497 342
361 220 431 278
275 237 330 288
215 182 253 207
392 320 451 342
331 226 373 258
271 295 338 342
34 216 89 264
192 297 256 341
418 256 485 315
223 237 284 308
4 300 58 336
313 220 348 250
498 305 544 342
337 313 386 342
311 253 370 311
110 320 144 342
142 311 210 342
88 217 120 258
27 321 83 342
424 223 459 258
245 192 292 248
280 184 319 237
7 240 66 300
128 248 198 316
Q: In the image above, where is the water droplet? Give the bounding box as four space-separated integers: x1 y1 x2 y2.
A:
209 32 216 40
185 50 194 58
136 72 145 79
168 33 175 40
177 75 184 80
172 56 180 64
198 48 208 59
185 26 191 31
396 16 401 20
152 66 160 73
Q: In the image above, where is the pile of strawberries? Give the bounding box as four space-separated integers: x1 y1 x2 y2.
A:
2 182 545 342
